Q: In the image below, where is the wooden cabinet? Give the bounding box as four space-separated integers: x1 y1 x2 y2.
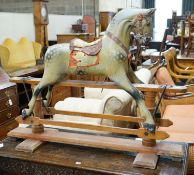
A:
0 68 19 140
99 12 116 32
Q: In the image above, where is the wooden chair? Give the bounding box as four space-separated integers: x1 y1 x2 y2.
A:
174 55 194 71
141 28 170 63
163 47 194 84
171 11 187 36
186 16 194 56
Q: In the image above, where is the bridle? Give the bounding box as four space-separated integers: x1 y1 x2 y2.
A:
105 31 129 55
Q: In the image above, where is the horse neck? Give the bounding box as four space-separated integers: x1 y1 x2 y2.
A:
105 20 134 50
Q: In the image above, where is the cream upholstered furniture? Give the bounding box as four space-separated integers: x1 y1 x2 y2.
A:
0 37 41 72
53 68 152 129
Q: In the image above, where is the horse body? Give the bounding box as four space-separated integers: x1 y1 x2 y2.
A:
22 8 156 132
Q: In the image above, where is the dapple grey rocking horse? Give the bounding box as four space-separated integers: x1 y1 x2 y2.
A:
22 8 156 132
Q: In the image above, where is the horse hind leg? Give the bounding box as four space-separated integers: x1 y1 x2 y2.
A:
108 73 155 133
43 85 53 107
22 73 65 119
22 84 44 118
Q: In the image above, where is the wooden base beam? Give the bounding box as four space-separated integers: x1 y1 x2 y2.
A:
8 127 183 158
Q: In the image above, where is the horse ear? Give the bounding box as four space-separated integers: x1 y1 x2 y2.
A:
146 8 156 16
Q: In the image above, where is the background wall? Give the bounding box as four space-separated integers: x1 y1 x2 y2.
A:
99 0 142 12
48 15 82 41
0 12 34 43
0 12 81 43
0 0 143 43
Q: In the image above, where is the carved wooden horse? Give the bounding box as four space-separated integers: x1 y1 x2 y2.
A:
22 8 156 132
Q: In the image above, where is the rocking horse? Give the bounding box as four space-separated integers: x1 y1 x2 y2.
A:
22 8 156 133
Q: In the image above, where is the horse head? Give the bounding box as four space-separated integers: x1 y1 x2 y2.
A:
105 8 156 49
131 8 155 37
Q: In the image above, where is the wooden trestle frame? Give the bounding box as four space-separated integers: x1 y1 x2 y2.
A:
8 77 187 157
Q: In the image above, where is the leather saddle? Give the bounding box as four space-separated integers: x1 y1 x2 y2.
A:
70 38 102 56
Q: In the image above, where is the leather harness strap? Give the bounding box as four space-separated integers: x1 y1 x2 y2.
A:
105 31 129 55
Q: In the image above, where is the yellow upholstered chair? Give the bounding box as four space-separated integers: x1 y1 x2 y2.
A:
0 37 41 72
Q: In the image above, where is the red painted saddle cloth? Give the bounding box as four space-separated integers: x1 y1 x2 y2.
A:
69 39 102 68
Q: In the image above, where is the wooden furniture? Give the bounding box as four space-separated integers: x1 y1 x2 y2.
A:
99 12 116 32
159 104 194 174
163 47 194 84
8 65 44 112
72 24 82 33
171 11 187 36
82 15 96 34
57 33 95 44
155 66 194 114
0 137 188 175
33 0 49 46
177 56 194 66
186 16 194 56
155 66 194 173
72 15 96 34
171 11 188 55
0 68 19 140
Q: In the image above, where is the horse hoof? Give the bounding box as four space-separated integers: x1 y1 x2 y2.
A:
143 123 156 133
21 109 28 120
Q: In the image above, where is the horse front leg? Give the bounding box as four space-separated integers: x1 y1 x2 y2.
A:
127 66 143 84
108 73 155 133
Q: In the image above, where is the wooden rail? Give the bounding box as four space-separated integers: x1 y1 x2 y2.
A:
43 107 172 127
10 77 187 93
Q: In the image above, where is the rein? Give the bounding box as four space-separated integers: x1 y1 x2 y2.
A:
105 31 129 55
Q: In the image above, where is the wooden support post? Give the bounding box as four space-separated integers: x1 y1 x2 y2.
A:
32 85 44 133
142 139 156 147
144 91 157 115
33 94 44 119
133 153 158 169
143 91 157 147
16 139 43 153
32 124 44 133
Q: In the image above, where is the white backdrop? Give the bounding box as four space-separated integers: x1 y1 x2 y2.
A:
154 0 182 41
0 12 81 43
0 12 35 43
99 0 142 12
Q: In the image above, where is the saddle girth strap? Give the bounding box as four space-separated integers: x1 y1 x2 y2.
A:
105 31 129 55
